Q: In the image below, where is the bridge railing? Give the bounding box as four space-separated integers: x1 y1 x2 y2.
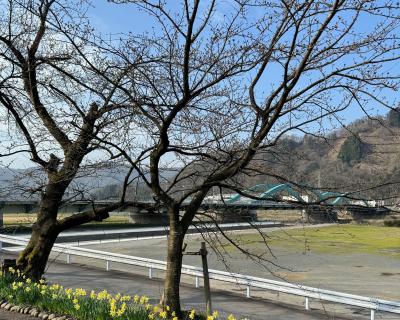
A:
0 234 399 320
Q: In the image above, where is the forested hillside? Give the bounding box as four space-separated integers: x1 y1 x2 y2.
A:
2 110 400 202
249 109 400 200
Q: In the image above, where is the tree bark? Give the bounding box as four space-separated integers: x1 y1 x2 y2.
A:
162 209 184 316
16 177 66 280
16 221 59 280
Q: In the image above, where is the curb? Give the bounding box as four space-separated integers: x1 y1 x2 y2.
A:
0 300 73 320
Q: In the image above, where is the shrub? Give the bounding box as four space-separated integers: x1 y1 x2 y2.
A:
384 219 400 227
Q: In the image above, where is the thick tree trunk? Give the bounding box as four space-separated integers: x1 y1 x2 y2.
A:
17 222 58 280
162 214 184 316
16 180 65 280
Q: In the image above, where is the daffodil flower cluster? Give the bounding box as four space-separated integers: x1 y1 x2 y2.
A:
1 268 238 320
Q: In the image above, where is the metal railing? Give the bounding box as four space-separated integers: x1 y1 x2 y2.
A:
0 234 399 320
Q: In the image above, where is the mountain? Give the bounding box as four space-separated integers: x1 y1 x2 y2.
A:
251 113 400 201
1 110 400 203
0 164 177 201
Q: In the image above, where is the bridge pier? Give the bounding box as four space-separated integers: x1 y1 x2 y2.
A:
205 207 257 222
127 206 168 225
303 206 337 223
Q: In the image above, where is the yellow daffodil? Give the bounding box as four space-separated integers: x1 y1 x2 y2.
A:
189 309 196 320
109 298 117 317
121 295 131 301
74 288 86 296
140 295 149 304
97 290 109 301
117 302 127 316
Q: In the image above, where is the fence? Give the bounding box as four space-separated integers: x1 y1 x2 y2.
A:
0 234 399 320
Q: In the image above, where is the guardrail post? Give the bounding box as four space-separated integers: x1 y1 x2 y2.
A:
200 242 212 316
370 309 375 320
149 266 153 279
246 284 251 298
66 254 71 264
195 276 199 288
106 260 111 271
305 297 310 310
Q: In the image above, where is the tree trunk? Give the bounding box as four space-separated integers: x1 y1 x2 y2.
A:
16 180 65 280
16 221 58 280
162 216 184 316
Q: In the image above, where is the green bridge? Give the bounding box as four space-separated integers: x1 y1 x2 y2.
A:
224 183 371 206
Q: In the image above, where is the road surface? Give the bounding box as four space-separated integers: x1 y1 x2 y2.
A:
1 253 352 320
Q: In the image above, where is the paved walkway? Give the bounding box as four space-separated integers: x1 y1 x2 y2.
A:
0 309 37 319
45 263 341 320
2 253 397 319
1 253 346 320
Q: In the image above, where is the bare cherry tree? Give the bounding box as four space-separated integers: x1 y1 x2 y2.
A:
0 0 142 279
108 0 400 314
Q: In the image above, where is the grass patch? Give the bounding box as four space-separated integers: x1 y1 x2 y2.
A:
3 214 169 233
221 225 400 257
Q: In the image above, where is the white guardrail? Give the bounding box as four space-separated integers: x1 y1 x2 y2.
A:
0 234 399 320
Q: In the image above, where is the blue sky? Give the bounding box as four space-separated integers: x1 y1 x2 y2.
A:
87 1 399 126
1 1 399 168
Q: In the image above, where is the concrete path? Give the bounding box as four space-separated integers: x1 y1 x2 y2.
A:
0 309 36 320
2 251 397 320
44 262 340 320
0 252 344 320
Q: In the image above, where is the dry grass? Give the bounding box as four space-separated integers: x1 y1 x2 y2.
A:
222 224 400 257
3 213 131 226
